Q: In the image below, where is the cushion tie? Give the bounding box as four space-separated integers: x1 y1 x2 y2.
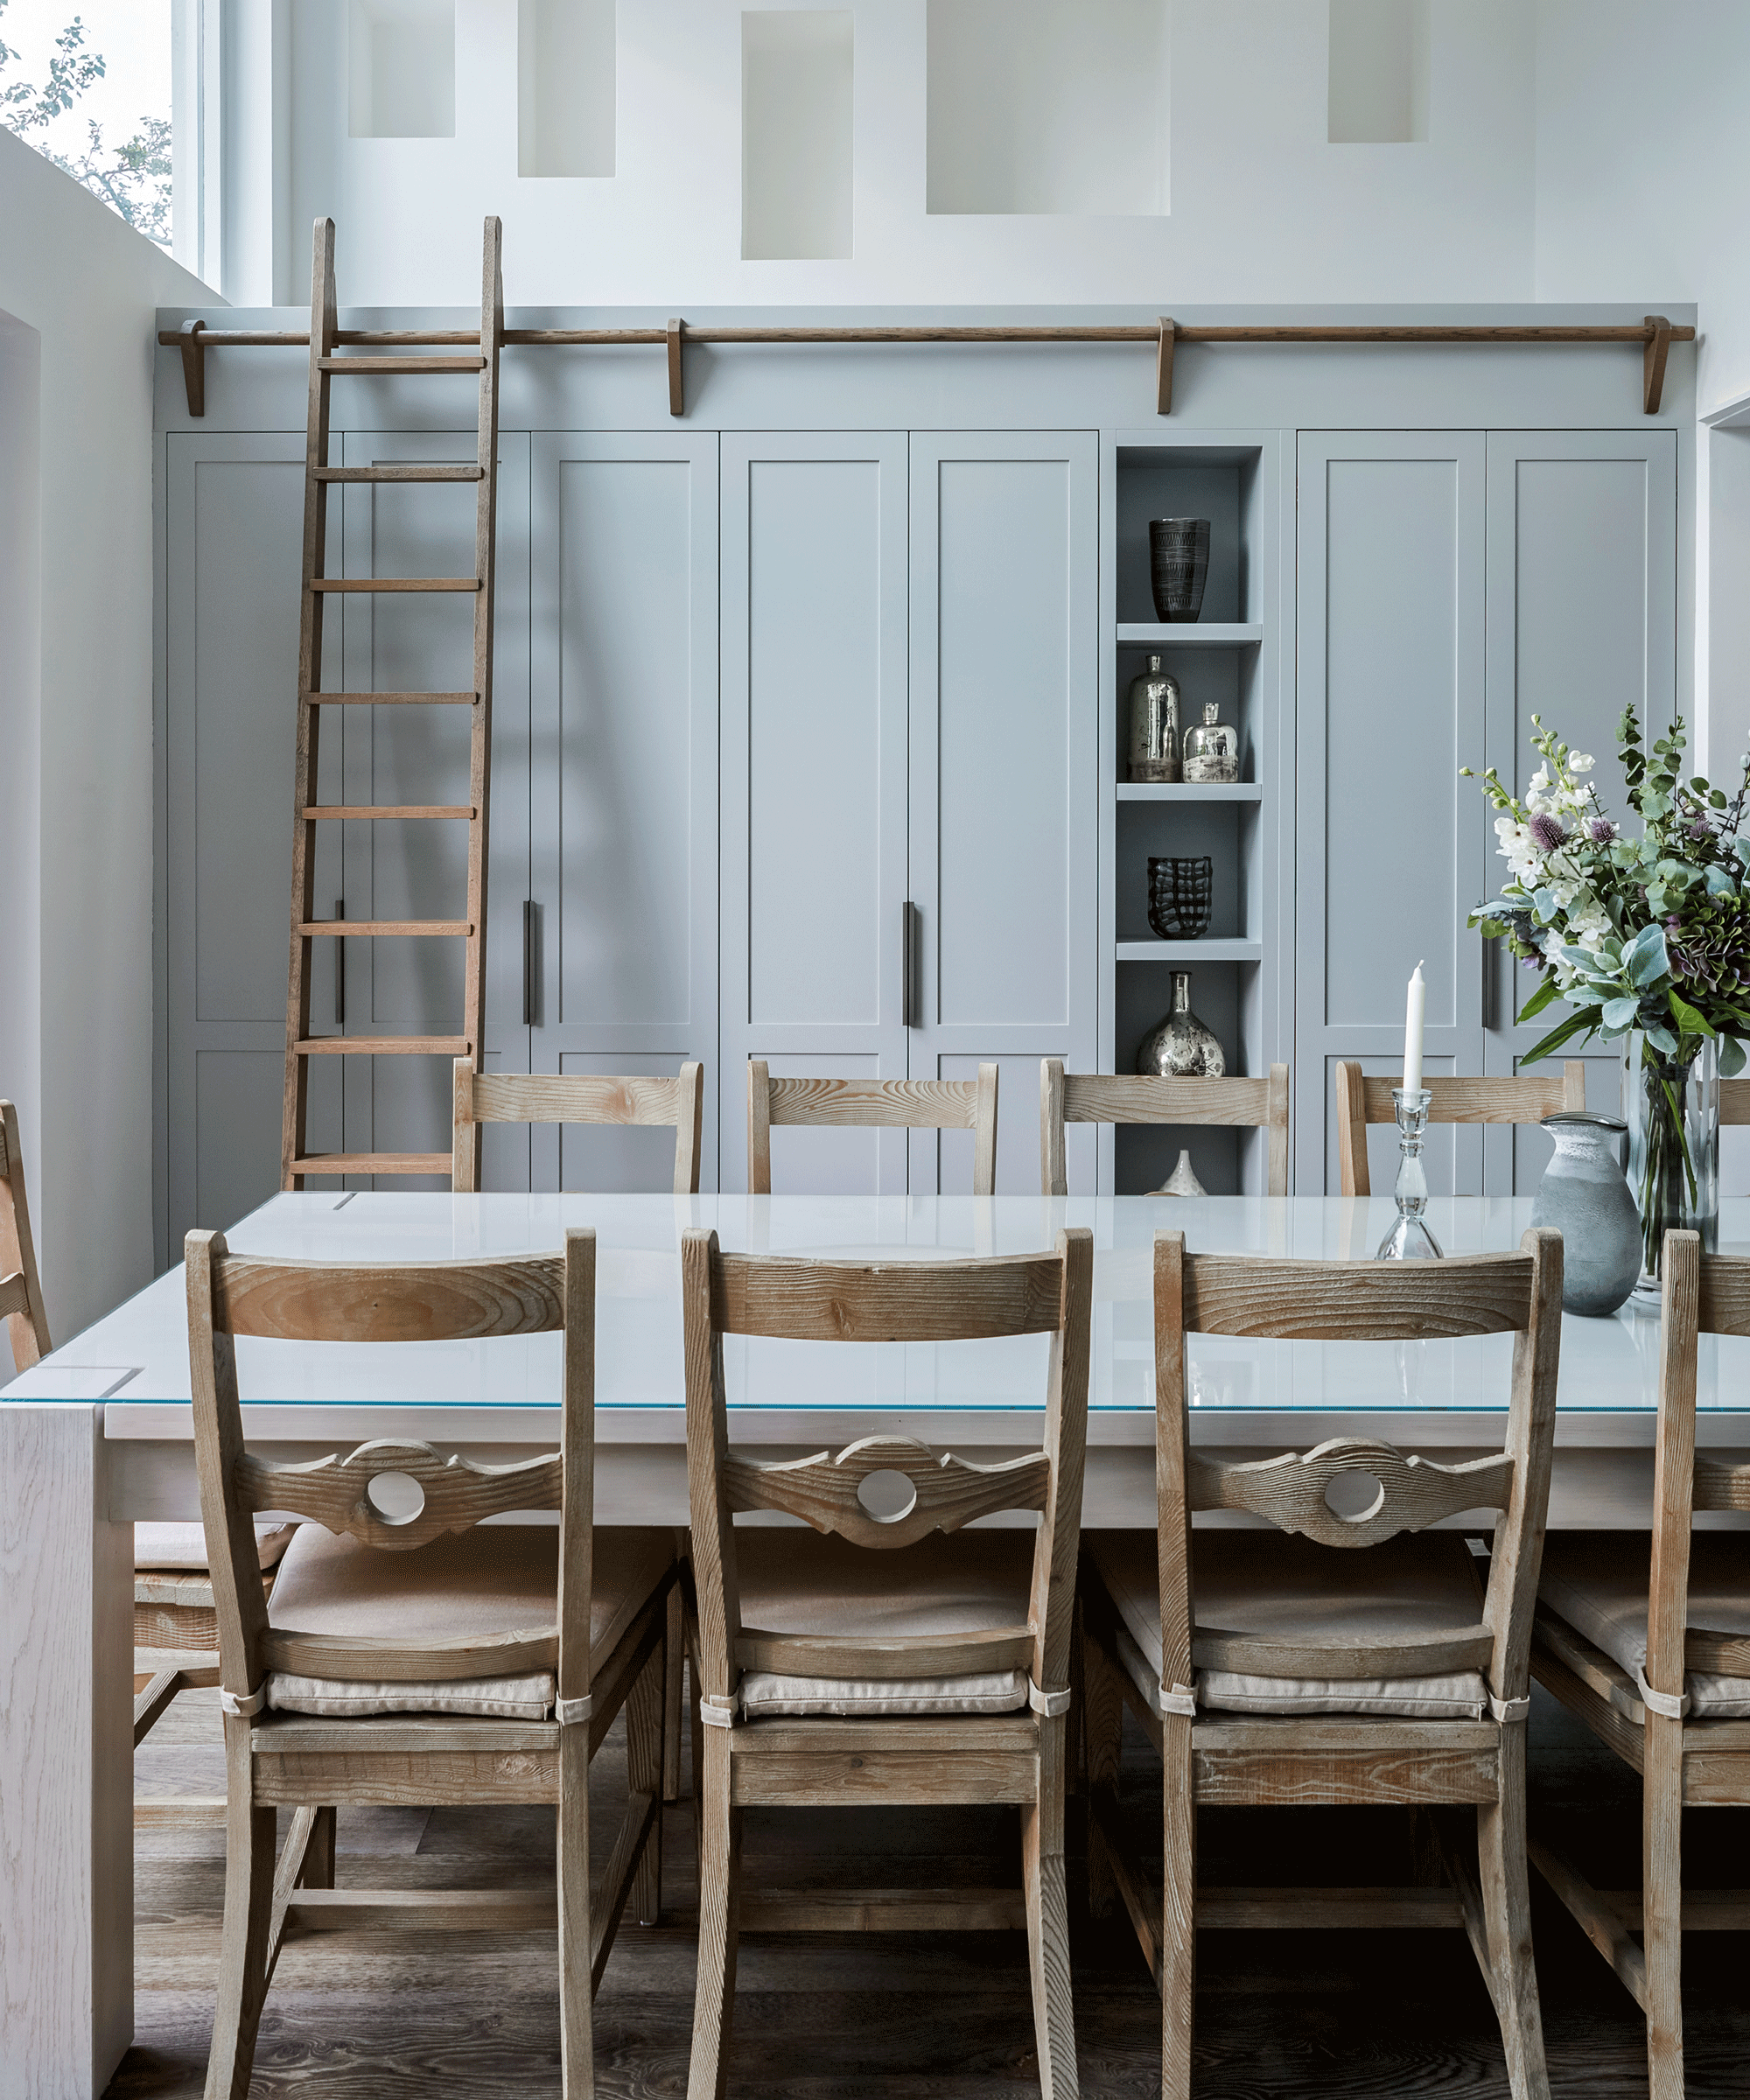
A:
1488 1693 1531 1724
697 1692 740 1730
220 1684 267 1718
1027 1679 1072 1718
1637 1675 1690 1720
1158 1682 1198 1718
556 1694 592 1727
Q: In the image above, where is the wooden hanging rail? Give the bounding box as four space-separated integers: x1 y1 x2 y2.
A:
163 313 1693 418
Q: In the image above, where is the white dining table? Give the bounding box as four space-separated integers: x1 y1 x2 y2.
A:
6 1188 1750 2099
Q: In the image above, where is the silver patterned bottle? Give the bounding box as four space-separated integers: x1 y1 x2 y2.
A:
1182 702 1240 785
1136 970 1225 1077
1126 654 1180 782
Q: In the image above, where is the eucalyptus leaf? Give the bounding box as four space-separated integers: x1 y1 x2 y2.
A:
1627 926 1671 989
1706 864 1739 897
1601 997 1641 1030
1646 1024 1680 1056
1723 1036 1747 1078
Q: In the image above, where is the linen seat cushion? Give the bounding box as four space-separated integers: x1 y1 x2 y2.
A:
1538 1530 1750 1719
733 1529 1036 1719
135 1521 295 1572
1087 1528 1494 1720
262 1522 674 1721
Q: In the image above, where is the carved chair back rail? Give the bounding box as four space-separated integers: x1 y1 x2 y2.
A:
452 1059 705 1195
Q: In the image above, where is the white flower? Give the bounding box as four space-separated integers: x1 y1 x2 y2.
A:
1569 752 1595 775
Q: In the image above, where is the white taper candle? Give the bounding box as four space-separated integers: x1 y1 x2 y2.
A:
1404 960 1426 1096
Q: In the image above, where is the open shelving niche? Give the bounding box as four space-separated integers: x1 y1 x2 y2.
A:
1099 432 1287 1196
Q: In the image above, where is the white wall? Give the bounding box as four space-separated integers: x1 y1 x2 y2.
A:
0 129 215 1347
1534 1 1750 775
263 0 1538 307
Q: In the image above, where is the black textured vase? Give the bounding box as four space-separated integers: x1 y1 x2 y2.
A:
1147 856 1213 941
1149 517 1210 624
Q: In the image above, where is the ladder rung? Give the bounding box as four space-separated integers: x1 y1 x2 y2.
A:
296 1037 471 1057
299 920 472 938
290 1153 454 1176
310 578 481 594
313 466 485 484
318 356 487 374
302 805 475 821
303 690 479 705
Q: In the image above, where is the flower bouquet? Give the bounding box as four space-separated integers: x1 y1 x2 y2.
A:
1464 708 1750 1291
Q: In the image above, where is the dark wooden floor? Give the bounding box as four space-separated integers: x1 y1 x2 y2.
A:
111 1684 1750 2096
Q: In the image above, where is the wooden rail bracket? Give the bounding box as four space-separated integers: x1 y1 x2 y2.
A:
668 318 685 417
1644 314 1673 416
178 318 206 417
1156 317 1175 416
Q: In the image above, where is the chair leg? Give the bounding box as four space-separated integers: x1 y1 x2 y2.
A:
558 1725 594 2098
304 1804 336 1890
1022 1714 1080 2100
1082 1628 1124 1921
1160 1712 1196 2100
663 1585 685 1802
204 1719 276 2100
1642 1713 1685 2100
628 1637 666 1927
1477 1726 1550 2100
688 1723 741 2100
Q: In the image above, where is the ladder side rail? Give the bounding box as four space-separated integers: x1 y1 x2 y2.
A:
282 218 339 1190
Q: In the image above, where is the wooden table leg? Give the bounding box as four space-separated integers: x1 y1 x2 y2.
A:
0 1403 134 2097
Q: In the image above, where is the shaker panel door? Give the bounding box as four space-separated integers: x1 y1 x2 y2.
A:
907 431 1099 1194
165 433 324 1248
1480 430 1679 1191
531 433 719 1193
338 430 533 1189
720 432 909 1194
1295 432 1488 1194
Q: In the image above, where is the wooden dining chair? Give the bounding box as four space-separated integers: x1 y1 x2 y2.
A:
0 1097 51 1375
1529 1228 1750 2100
680 1223 1093 2098
747 1058 999 1195
1039 1060 1290 1198
188 1225 676 2099
1335 1060 1588 1195
452 1059 705 1194
1081 1228 1564 2100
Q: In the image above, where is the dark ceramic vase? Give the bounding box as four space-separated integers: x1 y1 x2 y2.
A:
1149 517 1210 623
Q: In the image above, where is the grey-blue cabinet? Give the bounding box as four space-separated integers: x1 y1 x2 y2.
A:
1294 426 1677 1194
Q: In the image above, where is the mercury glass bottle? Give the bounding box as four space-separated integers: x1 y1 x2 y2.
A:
1182 702 1240 785
1136 970 1225 1078
1126 654 1180 782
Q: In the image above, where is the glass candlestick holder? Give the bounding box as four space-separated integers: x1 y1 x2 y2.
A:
1376 1088 1444 1261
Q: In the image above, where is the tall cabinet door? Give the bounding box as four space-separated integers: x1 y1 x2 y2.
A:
337 430 533 1188
720 432 910 1194
530 433 719 1193
1295 433 1488 1195
1481 430 1679 1190
907 431 1100 1194
165 432 330 1249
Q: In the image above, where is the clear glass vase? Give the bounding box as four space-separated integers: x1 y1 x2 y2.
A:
1620 1031 1719 1301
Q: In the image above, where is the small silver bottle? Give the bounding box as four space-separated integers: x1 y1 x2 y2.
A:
1182 702 1240 785
1126 654 1180 783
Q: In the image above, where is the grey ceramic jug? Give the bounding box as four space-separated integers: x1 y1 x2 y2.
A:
1529 1110 1641 1317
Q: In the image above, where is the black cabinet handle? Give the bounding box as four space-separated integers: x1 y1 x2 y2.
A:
523 900 536 1027
902 900 918 1028
334 899 345 1026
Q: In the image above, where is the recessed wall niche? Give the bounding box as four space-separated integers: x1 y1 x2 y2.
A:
519 0 615 177
1327 0 1430 144
742 11 854 260
350 0 454 139
927 0 1167 216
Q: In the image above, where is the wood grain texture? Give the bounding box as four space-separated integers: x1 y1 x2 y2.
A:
211 1250 564 1340
747 1065 1001 1195
456 1061 704 1196
1181 1247 1535 1340
236 1439 562 1552
1188 1437 1515 1550
1040 1064 1291 1198
724 1433 1049 1547
0 1098 52 1371
711 1248 1065 1340
1335 1062 1586 1197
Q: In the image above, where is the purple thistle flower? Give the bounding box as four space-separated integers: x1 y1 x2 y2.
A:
1528 813 1564 850
1690 816 1713 841
1590 817 1615 842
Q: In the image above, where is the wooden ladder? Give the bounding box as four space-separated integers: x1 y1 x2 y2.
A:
280 216 502 1190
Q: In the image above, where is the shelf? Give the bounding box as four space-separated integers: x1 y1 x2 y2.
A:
1116 623 1263 649
1116 940 1264 963
1116 782 1262 802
